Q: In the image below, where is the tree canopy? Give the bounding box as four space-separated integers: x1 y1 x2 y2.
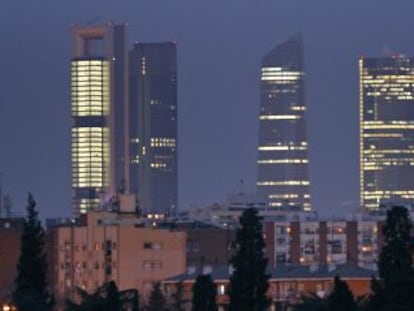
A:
363 206 414 310
228 208 270 311
65 281 139 311
12 193 54 311
191 274 217 311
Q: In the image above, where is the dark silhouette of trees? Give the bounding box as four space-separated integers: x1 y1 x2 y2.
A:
228 208 270 311
12 193 54 311
326 275 356 311
147 282 168 311
294 275 356 311
191 274 217 311
362 206 414 310
65 281 139 311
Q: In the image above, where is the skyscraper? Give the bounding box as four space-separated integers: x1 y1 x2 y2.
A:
359 56 414 209
71 23 129 215
129 43 177 215
256 34 311 211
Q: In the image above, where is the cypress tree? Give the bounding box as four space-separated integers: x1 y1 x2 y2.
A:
326 275 356 311
228 208 270 311
12 193 54 311
364 206 414 310
191 274 217 311
378 206 413 284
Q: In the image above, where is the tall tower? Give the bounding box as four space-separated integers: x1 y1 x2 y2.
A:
129 43 177 215
256 34 311 211
359 56 414 209
71 23 129 215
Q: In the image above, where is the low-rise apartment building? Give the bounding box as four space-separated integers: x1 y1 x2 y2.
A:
46 210 186 307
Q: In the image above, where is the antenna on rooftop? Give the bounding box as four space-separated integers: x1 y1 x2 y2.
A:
238 178 245 195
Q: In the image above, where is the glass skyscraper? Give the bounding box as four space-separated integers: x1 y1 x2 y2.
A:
256 34 312 211
71 23 129 215
129 43 177 215
359 56 414 209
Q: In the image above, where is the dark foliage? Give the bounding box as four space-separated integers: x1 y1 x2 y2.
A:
12 193 54 311
362 206 414 310
294 292 327 311
65 281 139 311
147 282 168 311
228 208 270 311
326 275 356 311
191 274 217 311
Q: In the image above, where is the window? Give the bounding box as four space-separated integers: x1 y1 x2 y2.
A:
143 260 162 270
217 284 226 295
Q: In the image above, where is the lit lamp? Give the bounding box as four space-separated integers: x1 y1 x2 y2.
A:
2 303 16 311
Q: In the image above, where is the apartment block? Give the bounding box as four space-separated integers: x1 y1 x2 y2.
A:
264 217 383 270
46 211 186 307
0 218 24 304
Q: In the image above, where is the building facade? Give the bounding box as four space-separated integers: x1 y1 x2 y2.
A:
359 56 414 209
264 216 383 271
257 34 312 211
163 264 374 311
0 218 24 305
46 211 186 307
71 23 129 215
129 43 177 215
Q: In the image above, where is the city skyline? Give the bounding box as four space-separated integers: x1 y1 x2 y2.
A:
1 1 414 217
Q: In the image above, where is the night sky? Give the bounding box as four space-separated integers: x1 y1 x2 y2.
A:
1 0 413 218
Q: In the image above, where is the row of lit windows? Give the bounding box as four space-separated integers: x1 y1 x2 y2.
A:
257 180 310 186
268 194 299 199
363 133 403 138
363 148 414 154
150 163 167 168
258 145 307 151
257 159 308 164
78 198 101 214
150 137 176 148
362 124 414 130
259 115 301 120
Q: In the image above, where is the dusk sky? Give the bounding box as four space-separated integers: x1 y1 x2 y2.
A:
1 0 413 218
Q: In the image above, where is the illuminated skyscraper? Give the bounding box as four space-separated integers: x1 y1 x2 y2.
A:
129 43 177 215
359 56 414 209
256 34 311 211
71 23 129 215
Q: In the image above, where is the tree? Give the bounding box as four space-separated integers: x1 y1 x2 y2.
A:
12 193 54 311
191 274 217 311
228 208 270 311
326 275 356 311
378 206 413 284
65 281 139 311
363 206 414 310
169 281 186 311
147 282 168 311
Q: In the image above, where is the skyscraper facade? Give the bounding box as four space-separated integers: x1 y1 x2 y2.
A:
129 43 177 215
71 23 129 215
359 56 414 209
256 35 312 211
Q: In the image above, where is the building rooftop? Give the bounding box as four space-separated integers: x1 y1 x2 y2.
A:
164 264 377 283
